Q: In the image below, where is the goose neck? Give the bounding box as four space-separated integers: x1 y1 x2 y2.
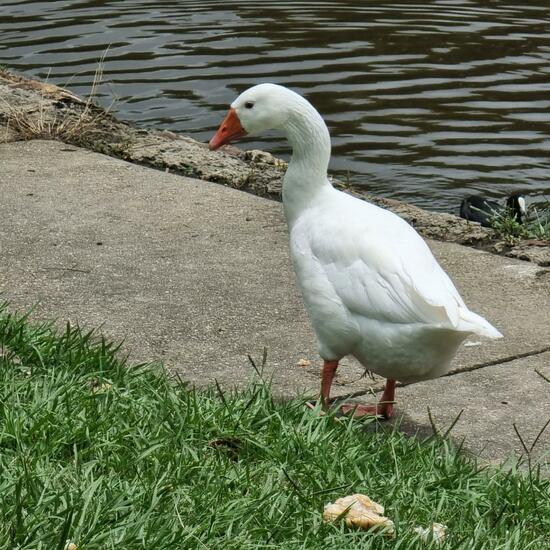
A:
280 97 333 224
285 103 331 174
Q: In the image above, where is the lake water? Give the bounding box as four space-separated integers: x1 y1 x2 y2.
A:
2 0 549 211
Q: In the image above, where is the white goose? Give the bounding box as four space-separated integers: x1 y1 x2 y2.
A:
209 83 502 418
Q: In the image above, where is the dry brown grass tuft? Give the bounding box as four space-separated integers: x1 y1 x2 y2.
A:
2 55 113 143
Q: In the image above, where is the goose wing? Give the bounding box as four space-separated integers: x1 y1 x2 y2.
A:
293 195 490 332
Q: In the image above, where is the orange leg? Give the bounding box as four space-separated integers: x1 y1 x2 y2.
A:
314 360 396 419
339 378 396 419
321 359 339 410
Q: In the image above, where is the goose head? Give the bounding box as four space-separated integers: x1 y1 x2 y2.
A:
209 83 330 167
209 84 294 150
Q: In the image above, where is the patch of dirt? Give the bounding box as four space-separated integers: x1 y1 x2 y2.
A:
1 69 548 266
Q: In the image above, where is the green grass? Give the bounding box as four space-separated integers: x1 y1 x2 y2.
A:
490 201 550 245
0 306 548 549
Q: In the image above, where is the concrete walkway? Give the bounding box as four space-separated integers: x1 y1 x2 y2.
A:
1 140 549 469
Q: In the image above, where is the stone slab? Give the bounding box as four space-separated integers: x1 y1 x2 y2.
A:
378 353 550 471
1 140 549 405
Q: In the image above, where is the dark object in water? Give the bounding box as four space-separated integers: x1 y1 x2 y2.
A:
459 193 526 227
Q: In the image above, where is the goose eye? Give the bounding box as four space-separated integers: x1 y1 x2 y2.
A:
244 101 254 109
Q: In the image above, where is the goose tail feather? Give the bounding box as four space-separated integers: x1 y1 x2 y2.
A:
457 308 503 339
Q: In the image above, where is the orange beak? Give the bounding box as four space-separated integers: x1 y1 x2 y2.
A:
209 107 247 150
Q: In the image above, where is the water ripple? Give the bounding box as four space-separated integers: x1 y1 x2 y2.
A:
1 0 549 210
